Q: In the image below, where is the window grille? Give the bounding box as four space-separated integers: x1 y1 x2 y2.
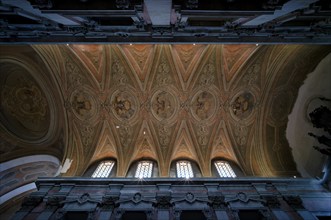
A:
214 161 236 178
91 161 114 178
176 160 194 178
135 161 153 178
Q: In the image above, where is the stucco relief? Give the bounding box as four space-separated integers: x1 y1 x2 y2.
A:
151 90 178 121
65 56 85 88
234 125 248 146
199 63 215 86
119 125 132 149
156 56 172 86
110 90 138 121
158 124 171 156
243 63 260 85
191 91 217 121
112 57 128 85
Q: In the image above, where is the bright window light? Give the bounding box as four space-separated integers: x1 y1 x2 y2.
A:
214 161 236 178
135 161 153 178
176 160 194 179
92 161 114 178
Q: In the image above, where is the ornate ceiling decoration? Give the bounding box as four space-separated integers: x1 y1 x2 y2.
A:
0 45 66 162
0 61 50 140
1 44 330 178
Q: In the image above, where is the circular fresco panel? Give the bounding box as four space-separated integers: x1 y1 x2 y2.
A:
230 91 255 120
70 88 98 121
0 62 50 140
110 90 138 121
190 90 217 121
151 90 178 121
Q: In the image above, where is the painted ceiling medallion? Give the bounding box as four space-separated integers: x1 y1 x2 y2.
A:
0 63 50 140
70 89 97 121
230 91 255 120
110 90 138 121
191 90 217 121
151 90 178 121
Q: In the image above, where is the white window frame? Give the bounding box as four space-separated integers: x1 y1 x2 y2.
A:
176 160 194 179
135 160 154 178
91 160 115 178
214 161 236 178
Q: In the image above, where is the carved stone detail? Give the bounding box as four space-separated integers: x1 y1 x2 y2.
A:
262 195 280 209
155 196 172 209
283 196 304 209
226 192 264 204
208 195 226 209
47 196 66 207
186 0 198 9
132 193 142 203
101 195 119 209
185 192 195 202
116 0 129 9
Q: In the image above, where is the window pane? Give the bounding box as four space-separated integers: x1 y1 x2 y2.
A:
214 161 236 178
92 161 114 178
176 161 194 178
135 161 153 178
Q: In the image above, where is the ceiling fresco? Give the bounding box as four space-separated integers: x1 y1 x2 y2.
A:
0 44 330 178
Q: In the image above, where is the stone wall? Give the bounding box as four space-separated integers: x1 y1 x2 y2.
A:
12 178 331 220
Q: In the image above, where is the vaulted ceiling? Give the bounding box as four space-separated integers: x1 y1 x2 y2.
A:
0 44 330 178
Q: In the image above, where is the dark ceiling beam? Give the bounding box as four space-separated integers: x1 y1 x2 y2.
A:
0 0 330 44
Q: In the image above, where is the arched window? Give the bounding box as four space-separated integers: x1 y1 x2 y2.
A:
126 159 158 178
214 161 236 178
176 160 194 178
135 160 153 178
91 160 115 178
